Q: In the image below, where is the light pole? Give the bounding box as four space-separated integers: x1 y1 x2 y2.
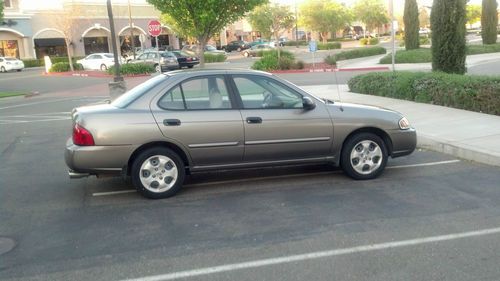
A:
128 0 136 60
107 0 126 99
295 1 299 48
390 0 396 72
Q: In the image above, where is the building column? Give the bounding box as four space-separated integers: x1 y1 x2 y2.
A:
22 37 33 59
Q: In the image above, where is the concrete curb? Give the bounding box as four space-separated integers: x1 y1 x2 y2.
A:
417 134 500 167
269 66 390 74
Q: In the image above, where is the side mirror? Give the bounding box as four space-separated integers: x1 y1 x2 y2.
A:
302 96 316 110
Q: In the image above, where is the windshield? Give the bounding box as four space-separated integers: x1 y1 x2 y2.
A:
111 75 168 108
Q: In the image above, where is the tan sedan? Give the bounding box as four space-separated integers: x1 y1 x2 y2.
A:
65 69 416 199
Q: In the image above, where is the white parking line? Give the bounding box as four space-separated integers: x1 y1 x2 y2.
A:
387 159 460 169
91 159 461 197
121 226 500 281
0 97 107 110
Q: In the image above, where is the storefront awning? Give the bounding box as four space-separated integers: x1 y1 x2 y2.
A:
34 38 66 47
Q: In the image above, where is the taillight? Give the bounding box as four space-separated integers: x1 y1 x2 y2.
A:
73 124 95 146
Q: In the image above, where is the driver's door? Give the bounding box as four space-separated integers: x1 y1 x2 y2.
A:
231 75 333 162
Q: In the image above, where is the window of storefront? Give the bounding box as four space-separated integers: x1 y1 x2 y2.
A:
151 35 169 50
34 38 67 58
4 0 12 8
119 35 141 53
0 40 19 58
83 37 109 55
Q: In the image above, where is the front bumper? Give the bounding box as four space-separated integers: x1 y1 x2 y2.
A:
65 138 137 175
388 128 417 158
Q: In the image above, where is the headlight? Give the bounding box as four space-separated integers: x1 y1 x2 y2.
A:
399 117 411 130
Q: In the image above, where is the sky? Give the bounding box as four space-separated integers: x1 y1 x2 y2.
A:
20 0 487 12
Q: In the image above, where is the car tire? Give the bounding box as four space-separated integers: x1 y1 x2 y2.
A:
0 66 6 73
243 52 249 57
237 47 242 52
17 69 22 72
100 64 107 71
131 147 186 199
341 133 388 180
188 65 194 68
154 64 161 73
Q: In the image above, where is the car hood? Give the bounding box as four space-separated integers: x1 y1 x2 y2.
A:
326 102 404 130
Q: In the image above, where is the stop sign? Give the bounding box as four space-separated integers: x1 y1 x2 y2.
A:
148 20 162 37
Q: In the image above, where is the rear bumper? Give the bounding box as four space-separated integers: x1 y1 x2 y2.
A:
65 138 137 176
388 128 417 158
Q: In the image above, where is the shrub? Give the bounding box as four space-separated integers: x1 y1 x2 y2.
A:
419 36 430 45
107 63 155 75
317 42 341 50
283 40 308 46
204 53 227 63
324 54 337 65
379 48 432 64
334 46 386 61
22 59 43 67
49 62 83 72
22 56 85 68
466 43 500 55
348 71 500 115
360 37 379 45
295 60 305 69
251 50 299 71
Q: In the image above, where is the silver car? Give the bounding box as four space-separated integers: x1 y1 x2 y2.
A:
130 51 179 72
65 70 416 199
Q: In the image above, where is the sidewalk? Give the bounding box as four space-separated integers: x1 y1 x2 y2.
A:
302 84 500 167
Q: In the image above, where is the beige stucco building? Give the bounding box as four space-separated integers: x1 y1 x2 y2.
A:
1 0 179 59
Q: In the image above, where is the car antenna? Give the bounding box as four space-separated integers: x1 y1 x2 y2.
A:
333 64 344 112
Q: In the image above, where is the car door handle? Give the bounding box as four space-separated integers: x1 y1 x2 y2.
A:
163 119 181 126
246 117 262 124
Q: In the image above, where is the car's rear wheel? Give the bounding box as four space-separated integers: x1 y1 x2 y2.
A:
341 133 388 180
131 148 185 199
237 47 242 52
100 64 107 71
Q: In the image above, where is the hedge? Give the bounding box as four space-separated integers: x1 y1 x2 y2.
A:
251 50 304 71
379 48 432 64
49 62 83 72
380 44 500 64
348 71 500 115
22 56 85 68
283 40 308 46
204 53 227 63
107 63 155 75
318 42 341 50
334 46 386 61
360 37 379 45
324 54 337 65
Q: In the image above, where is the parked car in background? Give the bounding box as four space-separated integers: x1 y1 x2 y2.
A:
278 37 288 47
243 44 275 57
65 69 416 199
222 40 250 52
171 51 199 69
0 57 24 72
248 39 269 48
130 51 179 72
181 44 226 56
77 53 120 71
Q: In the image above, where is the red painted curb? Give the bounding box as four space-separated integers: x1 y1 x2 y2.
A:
43 71 152 78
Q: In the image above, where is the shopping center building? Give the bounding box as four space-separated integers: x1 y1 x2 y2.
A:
0 0 180 59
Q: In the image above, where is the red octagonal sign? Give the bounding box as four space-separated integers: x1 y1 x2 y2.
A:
148 20 162 37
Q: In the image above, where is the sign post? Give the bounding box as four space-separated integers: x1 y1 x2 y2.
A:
148 20 162 72
309 40 317 71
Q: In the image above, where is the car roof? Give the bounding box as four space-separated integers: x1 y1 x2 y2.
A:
164 68 273 78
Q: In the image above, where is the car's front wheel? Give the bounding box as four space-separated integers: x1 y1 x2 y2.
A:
131 147 185 199
0 66 6 73
341 133 388 180
100 64 107 71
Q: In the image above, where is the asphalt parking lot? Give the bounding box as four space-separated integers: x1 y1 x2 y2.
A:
1 95 500 281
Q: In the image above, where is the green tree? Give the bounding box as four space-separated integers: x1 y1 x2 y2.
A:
248 3 295 41
0 0 4 23
466 4 481 28
481 0 498 44
419 7 430 27
431 0 466 74
299 0 352 43
353 0 389 36
404 0 419 50
147 0 266 67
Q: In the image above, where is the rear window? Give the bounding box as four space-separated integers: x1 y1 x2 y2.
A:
5 58 16 61
104 54 114 58
112 75 168 108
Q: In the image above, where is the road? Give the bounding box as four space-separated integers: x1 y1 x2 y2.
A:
1 82 500 280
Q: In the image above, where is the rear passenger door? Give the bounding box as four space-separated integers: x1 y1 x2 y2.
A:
151 75 244 167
